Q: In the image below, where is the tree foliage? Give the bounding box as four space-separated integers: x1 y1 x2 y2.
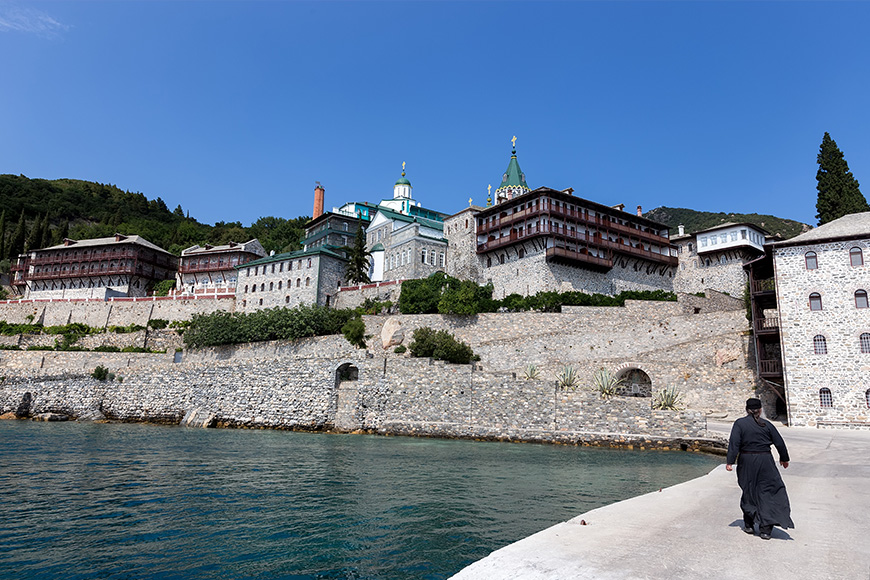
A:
408 326 477 364
644 207 808 240
343 225 371 285
815 132 869 225
182 305 356 348
0 174 309 257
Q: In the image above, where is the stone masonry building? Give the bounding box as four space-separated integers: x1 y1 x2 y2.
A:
770 211 870 428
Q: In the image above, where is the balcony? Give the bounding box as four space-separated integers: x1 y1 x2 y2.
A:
477 203 670 246
28 249 176 270
758 358 783 378
751 278 777 294
754 316 780 334
546 246 612 270
25 264 170 282
477 224 677 266
179 261 243 274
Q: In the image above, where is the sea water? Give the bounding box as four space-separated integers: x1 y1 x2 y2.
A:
0 421 720 579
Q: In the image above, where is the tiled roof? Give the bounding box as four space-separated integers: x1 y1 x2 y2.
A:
38 235 171 255
774 212 870 246
236 245 346 269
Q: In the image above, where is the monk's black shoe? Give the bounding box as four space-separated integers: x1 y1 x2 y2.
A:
759 532 771 540
743 526 755 535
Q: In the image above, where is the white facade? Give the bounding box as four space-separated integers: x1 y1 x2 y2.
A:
696 224 765 255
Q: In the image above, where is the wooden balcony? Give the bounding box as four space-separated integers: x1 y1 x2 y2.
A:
24 264 170 282
758 358 783 378
751 278 777 295
477 223 677 267
179 262 243 274
754 316 780 334
546 246 612 270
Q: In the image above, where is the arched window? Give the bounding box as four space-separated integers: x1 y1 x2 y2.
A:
296 278 301 287
850 247 864 267
244 285 248 293
260 283 265 292
855 290 869 309
688 242 694 253
809 293 823 311
278 281 282 290
819 388 833 408
251 285 256 293
499 254 505 265
860 333 870 354
805 251 818 270
285 296 290 304
269 282 274 291
866 388 870 409
305 277 310 287
487 257 492 268
813 335 827 355
518 248 525 259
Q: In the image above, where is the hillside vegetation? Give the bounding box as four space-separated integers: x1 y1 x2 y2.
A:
644 206 811 240
0 174 309 261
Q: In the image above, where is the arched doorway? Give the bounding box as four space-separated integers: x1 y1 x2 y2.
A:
335 363 359 385
615 368 652 397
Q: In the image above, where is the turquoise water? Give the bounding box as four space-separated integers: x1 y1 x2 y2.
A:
0 421 720 579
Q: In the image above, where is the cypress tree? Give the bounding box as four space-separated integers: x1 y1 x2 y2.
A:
24 214 42 252
0 209 6 260
9 210 27 258
342 225 372 285
54 220 69 246
40 213 52 248
815 132 869 225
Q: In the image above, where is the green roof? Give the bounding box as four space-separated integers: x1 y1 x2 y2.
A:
235 245 346 269
494 149 530 195
395 177 411 186
371 243 385 252
373 206 445 232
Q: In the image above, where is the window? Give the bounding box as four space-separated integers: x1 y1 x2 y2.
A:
289 262 293 271
517 248 524 259
730 232 737 241
307 258 312 268
688 242 694 253
260 283 265 291
805 251 818 270
278 281 282 290
487 257 492 267
296 278 301 287
271 264 275 273
285 296 290 304
813 335 828 355
741 229 747 240
861 333 870 353
279 263 284 272
866 389 870 408
259 299 263 306
851 247 864 267
721 234 728 244
439 252 445 267
421 249 427 264
819 388 833 408
244 285 248 293
429 250 436 265
856 290 869 309
809 293 822 311
255 266 259 276
269 282 274 291
305 277 310 287
252 285 256 293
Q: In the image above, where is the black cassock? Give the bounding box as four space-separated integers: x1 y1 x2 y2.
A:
726 415 794 529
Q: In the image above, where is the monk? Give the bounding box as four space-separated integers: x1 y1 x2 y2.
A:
726 397 794 540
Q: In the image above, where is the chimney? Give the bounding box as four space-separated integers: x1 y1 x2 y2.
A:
636 205 642 217
678 224 685 236
313 182 325 219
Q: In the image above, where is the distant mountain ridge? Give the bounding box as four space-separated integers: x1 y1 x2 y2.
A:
644 206 811 240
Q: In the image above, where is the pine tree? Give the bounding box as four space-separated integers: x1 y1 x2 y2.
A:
815 132 869 225
9 210 27 258
342 225 372 285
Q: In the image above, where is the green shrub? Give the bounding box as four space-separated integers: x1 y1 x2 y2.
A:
592 368 624 399
147 319 169 330
108 324 146 334
152 280 175 297
120 346 150 353
182 305 356 349
0 344 21 351
557 366 579 391
356 299 392 315
398 272 495 315
653 386 684 410
393 345 407 354
341 317 367 349
92 365 109 381
408 326 476 364
25 345 54 351
93 345 121 352
523 363 540 380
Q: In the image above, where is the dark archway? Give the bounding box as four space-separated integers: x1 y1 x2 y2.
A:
615 368 652 397
335 363 359 386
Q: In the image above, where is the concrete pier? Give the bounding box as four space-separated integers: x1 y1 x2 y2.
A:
450 422 870 580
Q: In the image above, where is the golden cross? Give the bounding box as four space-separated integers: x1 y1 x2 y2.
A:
511 136 517 148
468 197 473 206
488 184 492 195
402 161 406 172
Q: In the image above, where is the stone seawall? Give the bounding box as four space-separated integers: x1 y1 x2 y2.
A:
1 300 749 448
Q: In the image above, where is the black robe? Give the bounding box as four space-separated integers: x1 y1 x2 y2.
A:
726 415 794 529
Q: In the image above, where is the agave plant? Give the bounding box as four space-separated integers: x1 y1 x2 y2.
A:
523 363 540 380
557 365 579 391
653 386 684 410
592 368 624 399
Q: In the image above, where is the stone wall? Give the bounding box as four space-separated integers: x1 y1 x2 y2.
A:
479 242 676 299
774 239 870 428
0 295 235 327
673 244 755 299
0 300 749 446
333 280 404 310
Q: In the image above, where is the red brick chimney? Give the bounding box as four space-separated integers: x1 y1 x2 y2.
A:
313 182 325 219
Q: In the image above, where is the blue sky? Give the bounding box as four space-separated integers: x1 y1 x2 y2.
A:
2 1 869 229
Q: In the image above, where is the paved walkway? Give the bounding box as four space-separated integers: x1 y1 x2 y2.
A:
450 422 870 580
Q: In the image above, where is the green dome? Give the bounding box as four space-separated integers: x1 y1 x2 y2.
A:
371 243 385 252
395 177 411 186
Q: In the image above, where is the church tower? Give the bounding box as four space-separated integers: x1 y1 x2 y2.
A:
393 161 412 200
493 136 530 204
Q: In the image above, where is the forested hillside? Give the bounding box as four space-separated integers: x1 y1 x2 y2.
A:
0 174 309 267
644 206 811 240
